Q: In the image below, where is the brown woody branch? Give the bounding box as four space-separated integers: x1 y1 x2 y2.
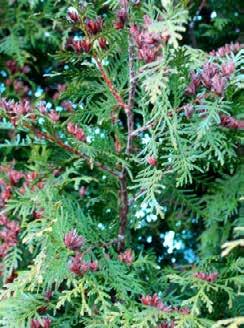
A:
93 35 138 249
117 32 138 249
94 57 129 113
220 115 244 129
24 123 121 178
126 35 137 154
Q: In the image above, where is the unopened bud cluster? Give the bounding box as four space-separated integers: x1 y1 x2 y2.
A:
69 252 98 276
66 7 108 54
194 271 218 282
0 164 52 283
209 42 242 57
67 122 86 142
114 0 128 30
31 317 52 328
0 214 20 259
131 15 169 63
118 249 134 265
64 230 98 275
141 293 190 315
64 229 85 250
186 60 235 98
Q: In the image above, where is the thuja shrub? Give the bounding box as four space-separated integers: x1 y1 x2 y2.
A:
0 1 243 327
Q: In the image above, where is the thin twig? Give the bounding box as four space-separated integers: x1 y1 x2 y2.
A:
130 121 155 136
94 57 129 113
117 29 138 249
80 237 122 258
131 113 244 136
24 123 121 178
126 35 137 154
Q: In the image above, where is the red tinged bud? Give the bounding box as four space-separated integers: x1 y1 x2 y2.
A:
31 318 51 328
141 295 152 305
0 215 8 225
6 60 18 74
80 262 90 273
53 168 62 177
67 122 76 134
147 156 157 166
64 230 85 250
48 110 60 122
69 253 83 275
85 17 103 35
116 9 127 24
36 181 44 190
31 319 41 328
69 253 99 275
141 294 164 309
200 62 219 90
0 215 20 259
67 7 80 23
220 115 243 129
26 171 38 182
221 61 235 77
75 128 86 141
89 261 98 271
141 294 190 316
138 47 158 63
185 72 201 96
73 39 92 53
211 74 226 96
98 37 107 49
185 82 197 95
210 42 242 58
6 221 20 234
67 122 86 142
1 185 11 202
114 20 125 30
194 271 218 282
118 249 134 265
8 170 24 185
33 210 44 220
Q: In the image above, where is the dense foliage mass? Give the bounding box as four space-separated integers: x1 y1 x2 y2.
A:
0 0 243 327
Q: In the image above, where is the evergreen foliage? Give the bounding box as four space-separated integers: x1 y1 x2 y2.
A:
0 0 243 327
